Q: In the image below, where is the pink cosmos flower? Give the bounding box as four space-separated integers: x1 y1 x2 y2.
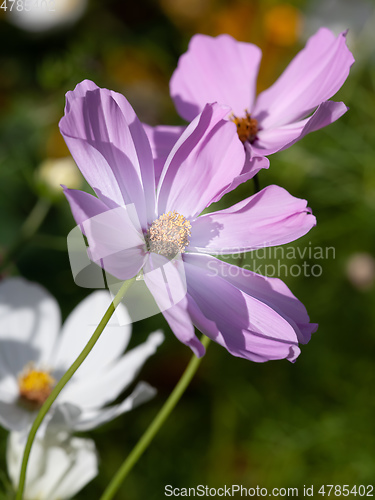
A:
60 80 317 363
146 28 354 165
142 122 269 189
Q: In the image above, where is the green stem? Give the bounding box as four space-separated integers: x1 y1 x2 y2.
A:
100 335 211 500
16 277 136 500
236 253 246 268
0 198 51 273
253 173 260 194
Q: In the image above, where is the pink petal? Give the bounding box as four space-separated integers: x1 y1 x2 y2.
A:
64 187 145 280
215 153 269 201
253 28 354 129
160 298 205 358
63 187 114 230
188 254 318 345
252 101 348 155
170 34 261 121
143 123 185 185
82 206 146 281
189 185 316 253
143 254 205 357
64 79 98 113
157 103 245 219
184 254 301 363
60 81 156 228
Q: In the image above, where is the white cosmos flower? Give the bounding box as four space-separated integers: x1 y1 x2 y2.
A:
8 0 88 34
7 430 98 500
0 277 164 433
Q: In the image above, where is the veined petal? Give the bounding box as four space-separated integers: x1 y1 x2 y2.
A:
157 103 245 218
170 34 261 121
63 187 114 229
65 189 146 281
143 254 205 357
189 185 316 254
143 123 185 185
188 254 318 345
184 254 301 363
253 28 354 129
109 88 157 223
82 205 146 281
64 79 98 113
61 136 125 207
252 101 348 155
52 291 132 378
60 81 156 228
59 330 164 408
0 278 60 377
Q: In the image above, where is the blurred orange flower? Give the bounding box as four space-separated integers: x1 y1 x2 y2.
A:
263 4 303 47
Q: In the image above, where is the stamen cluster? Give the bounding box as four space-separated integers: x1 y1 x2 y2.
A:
146 211 191 259
231 111 258 144
18 364 55 410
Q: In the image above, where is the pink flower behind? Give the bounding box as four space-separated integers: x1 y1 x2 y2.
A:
148 28 354 167
60 80 318 363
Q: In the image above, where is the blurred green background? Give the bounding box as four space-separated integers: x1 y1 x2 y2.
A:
1 0 375 498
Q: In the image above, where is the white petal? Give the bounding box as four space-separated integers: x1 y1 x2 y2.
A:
73 381 156 431
49 437 98 500
47 402 82 431
59 330 164 409
0 376 18 399
7 431 45 492
0 399 34 432
29 446 71 500
0 277 61 377
52 290 132 378
7 431 98 500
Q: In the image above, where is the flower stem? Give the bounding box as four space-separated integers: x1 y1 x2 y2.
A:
253 173 260 194
0 198 51 273
15 277 136 500
100 335 211 500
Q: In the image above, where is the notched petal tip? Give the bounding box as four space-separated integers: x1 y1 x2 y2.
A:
287 345 301 363
311 323 319 334
64 79 99 114
188 336 206 358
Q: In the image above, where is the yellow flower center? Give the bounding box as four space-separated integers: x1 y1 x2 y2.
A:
146 211 191 259
18 364 55 410
231 111 258 144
